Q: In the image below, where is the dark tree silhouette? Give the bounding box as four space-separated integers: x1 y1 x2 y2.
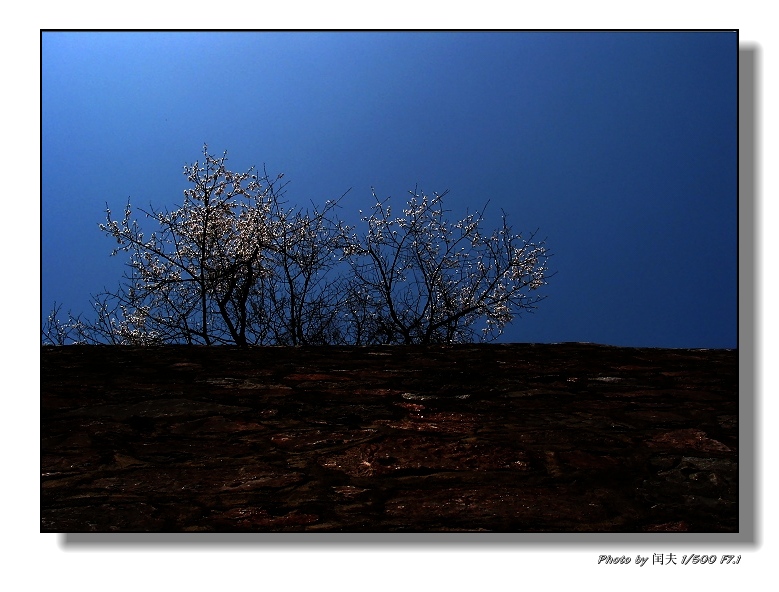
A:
42 149 551 346
339 188 550 344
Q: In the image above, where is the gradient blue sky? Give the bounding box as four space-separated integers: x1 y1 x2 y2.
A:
41 31 737 348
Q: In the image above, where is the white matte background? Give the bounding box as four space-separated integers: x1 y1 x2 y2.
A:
7 3 772 590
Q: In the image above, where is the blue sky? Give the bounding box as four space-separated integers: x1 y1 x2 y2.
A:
41 31 737 348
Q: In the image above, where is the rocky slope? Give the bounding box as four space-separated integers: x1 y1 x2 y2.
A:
41 343 737 532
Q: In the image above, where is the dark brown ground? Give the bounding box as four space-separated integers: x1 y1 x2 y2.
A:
41 343 737 532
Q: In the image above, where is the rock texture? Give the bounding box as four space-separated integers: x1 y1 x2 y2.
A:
41 343 737 532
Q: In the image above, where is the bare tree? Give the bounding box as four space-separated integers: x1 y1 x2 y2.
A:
339 188 551 344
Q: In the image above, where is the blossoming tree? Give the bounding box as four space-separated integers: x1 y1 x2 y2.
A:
338 188 551 344
94 145 281 345
43 145 348 345
42 149 551 346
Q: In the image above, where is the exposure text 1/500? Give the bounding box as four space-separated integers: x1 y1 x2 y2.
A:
597 555 742 566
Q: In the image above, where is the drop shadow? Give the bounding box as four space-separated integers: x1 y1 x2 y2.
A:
56 42 759 552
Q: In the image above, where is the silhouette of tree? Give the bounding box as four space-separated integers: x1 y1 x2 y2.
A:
43 149 551 346
339 188 550 344
43 145 348 345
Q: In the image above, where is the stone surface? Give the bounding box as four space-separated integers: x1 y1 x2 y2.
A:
40 343 737 532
